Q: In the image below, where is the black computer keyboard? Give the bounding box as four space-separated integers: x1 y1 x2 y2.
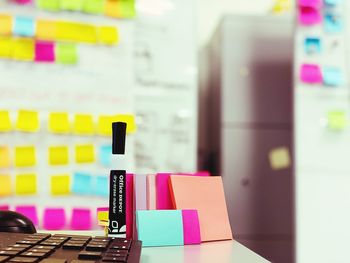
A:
0 232 142 262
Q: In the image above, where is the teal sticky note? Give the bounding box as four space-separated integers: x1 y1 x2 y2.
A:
136 210 184 247
305 37 321 54
14 16 35 37
323 67 343 87
99 145 112 167
72 172 93 195
324 13 343 33
95 176 108 197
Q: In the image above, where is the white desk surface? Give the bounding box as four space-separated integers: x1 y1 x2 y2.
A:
45 231 270 263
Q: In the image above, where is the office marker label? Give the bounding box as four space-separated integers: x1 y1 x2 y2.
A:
108 170 126 237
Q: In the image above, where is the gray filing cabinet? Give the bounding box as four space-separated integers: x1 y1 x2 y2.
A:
208 15 294 263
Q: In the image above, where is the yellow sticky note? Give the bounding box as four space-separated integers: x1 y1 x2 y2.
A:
75 144 95 163
13 38 34 61
56 22 97 43
0 175 12 196
98 26 119 45
0 15 13 35
269 147 291 170
119 0 136 18
272 0 291 14
51 174 70 195
16 109 40 132
83 0 104 14
98 211 109 221
36 19 57 41
115 114 137 133
0 37 13 58
0 110 11 132
97 115 114 136
328 111 347 130
48 112 70 133
15 146 36 167
49 146 69 165
0 146 10 168
73 114 94 135
16 174 37 195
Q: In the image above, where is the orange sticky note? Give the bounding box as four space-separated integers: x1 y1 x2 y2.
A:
0 110 11 131
48 112 70 133
73 114 94 135
169 176 233 242
0 175 12 196
36 19 57 40
98 26 119 45
0 15 13 35
0 37 14 58
16 109 40 132
0 146 10 168
105 0 121 18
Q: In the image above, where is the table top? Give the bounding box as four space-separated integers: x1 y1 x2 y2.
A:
43 231 270 263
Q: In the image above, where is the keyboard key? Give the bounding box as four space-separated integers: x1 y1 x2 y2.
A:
11 244 31 249
102 256 127 262
21 251 49 258
28 248 53 253
106 249 128 254
104 252 128 257
32 234 51 239
110 244 129 250
4 247 25 252
0 249 20 256
32 245 55 251
0 256 9 263
17 240 39 245
8 257 40 262
62 243 84 250
85 244 107 251
78 250 102 260
40 259 67 263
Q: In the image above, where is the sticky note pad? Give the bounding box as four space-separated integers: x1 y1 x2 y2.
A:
182 210 201 245
98 26 119 45
323 67 343 87
35 41 55 62
48 112 70 133
105 0 121 18
170 176 233 242
95 176 109 197
16 110 39 132
14 17 35 37
83 0 104 14
136 210 184 247
126 173 134 239
0 110 11 131
328 111 347 130
15 174 37 195
298 7 322 25
15 206 38 226
73 114 94 135
56 43 78 64
0 146 10 168
43 208 66 230
325 13 343 33
0 15 13 35
56 22 97 43
98 211 108 221
72 172 93 195
13 38 34 61
119 0 136 18
0 205 9 210
60 0 84 10
0 37 14 58
51 175 70 195
134 174 147 211
49 146 69 165
75 144 95 163
115 114 137 133
300 64 322 84
15 146 36 167
37 0 60 11
147 174 156 210
97 115 114 136
305 37 321 54
269 147 291 170
0 175 12 196
71 208 92 230
36 20 57 41
99 145 112 167
298 0 322 7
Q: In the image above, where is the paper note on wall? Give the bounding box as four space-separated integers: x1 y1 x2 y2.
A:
323 67 343 87
15 206 38 226
0 175 12 196
0 15 12 35
0 146 10 168
98 26 119 45
73 114 94 134
300 64 322 84
13 38 35 61
115 114 137 133
324 13 343 33
0 111 11 131
56 43 78 64
327 111 347 130
60 0 84 10
305 37 321 54
99 145 112 167
15 174 37 195
14 16 35 37
298 7 322 25
36 20 57 40
56 22 97 43
269 147 291 170
95 176 109 197
83 0 104 14
0 37 13 58
49 146 69 165
71 208 92 230
35 41 55 62
51 174 71 195
16 110 39 131
37 0 60 11
72 172 93 195
49 112 70 133
43 208 66 230
15 146 36 167
75 144 95 163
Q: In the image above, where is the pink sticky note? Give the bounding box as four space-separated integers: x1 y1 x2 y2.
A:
146 174 156 210
71 208 91 230
15 0 33 4
298 7 322 25
182 210 201 245
43 208 66 230
15 205 38 226
97 207 109 213
298 0 322 7
126 173 134 239
300 64 322 84
0 205 9 210
35 41 55 62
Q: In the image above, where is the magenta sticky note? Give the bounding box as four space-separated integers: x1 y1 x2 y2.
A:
71 208 92 230
43 208 66 230
298 0 322 7
298 7 322 25
0 205 9 210
15 205 38 226
97 207 109 213
15 0 33 4
182 210 201 245
300 64 322 84
35 41 55 62
126 173 134 239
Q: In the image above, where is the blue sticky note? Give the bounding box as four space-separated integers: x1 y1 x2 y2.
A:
324 13 343 33
99 145 112 167
136 210 184 247
323 67 343 87
14 16 35 37
95 176 108 197
305 37 321 54
72 172 93 195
